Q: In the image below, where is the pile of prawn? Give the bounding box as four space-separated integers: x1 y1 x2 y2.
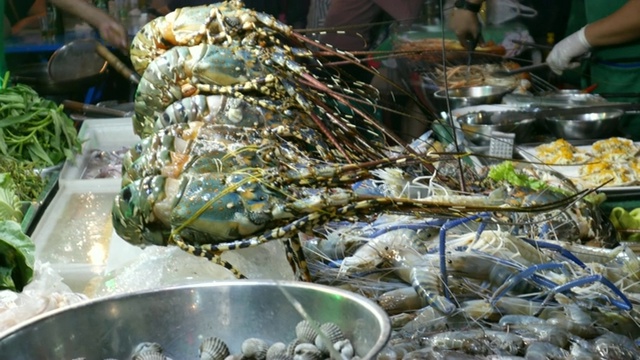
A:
302 212 640 358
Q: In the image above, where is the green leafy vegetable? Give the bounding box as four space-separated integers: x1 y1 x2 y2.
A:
0 220 35 291
488 161 606 205
0 159 46 202
0 80 82 167
0 173 23 223
488 161 548 191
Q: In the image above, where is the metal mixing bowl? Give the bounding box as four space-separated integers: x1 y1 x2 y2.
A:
433 85 512 111
457 111 537 146
0 281 391 359
544 110 625 140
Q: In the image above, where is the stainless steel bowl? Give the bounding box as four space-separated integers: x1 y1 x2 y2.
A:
457 111 537 146
0 281 391 359
433 85 512 111
544 110 625 140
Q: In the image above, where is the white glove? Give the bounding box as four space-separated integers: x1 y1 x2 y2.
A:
546 26 591 75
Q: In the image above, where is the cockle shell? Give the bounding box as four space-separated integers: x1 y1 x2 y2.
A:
266 342 288 360
131 342 165 359
295 320 319 344
314 322 346 353
132 353 167 360
334 339 354 359
241 337 269 360
287 339 302 357
200 336 231 360
223 355 242 360
293 343 323 360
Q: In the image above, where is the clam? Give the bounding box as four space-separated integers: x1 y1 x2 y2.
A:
266 342 288 360
295 320 319 344
131 342 164 358
199 336 231 360
241 337 270 360
314 322 346 353
132 353 167 360
293 343 323 360
287 338 302 357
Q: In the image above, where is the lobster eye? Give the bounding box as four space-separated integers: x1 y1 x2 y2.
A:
122 187 132 203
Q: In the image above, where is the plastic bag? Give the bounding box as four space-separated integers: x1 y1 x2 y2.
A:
0 262 88 331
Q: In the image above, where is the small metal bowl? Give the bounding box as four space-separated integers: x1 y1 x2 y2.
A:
457 111 537 146
544 110 625 140
0 281 391 359
433 85 512 111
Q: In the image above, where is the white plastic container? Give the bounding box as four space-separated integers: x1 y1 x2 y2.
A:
30 183 143 293
59 118 139 191
36 117 143 292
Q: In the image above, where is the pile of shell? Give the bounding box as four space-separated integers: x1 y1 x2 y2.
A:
72 320 357 360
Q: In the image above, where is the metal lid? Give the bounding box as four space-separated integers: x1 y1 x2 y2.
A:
48 39 108 82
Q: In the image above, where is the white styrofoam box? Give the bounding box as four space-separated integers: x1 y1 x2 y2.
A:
30 183 143 293
59 117 140 190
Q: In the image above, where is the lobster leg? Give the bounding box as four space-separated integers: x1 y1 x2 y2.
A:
283 237 312 282
173 235 248 279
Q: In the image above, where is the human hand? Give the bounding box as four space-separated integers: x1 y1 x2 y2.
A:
97 19 128 53
449 8 482 50
546 26 591 75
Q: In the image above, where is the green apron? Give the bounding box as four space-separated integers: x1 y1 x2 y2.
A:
567 0 640 140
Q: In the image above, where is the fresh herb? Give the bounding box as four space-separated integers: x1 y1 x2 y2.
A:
488 161 606 205
0 173 22 223
0 172 35 292
0 220 35 292
0 158 46 202
0 78 82 167
488 161 548 191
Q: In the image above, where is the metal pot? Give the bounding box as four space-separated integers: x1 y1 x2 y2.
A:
11 62 105 96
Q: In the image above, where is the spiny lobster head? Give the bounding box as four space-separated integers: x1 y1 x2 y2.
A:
192 44 257 87
112 176 170 247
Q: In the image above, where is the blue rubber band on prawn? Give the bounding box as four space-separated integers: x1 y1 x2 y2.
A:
550 274 632 311
368 218 446 238
467 249 559 291
521 238 588 269
490 263 565 305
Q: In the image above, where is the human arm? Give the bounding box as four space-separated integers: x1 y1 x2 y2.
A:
546 0 640 74
9 0 46 35
50 0 128 51
448 0 484 50
584 0 640 46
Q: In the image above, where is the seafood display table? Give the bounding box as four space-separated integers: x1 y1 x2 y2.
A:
4 2 640 355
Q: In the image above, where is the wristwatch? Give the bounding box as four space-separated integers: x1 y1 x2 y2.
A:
454 0 482 13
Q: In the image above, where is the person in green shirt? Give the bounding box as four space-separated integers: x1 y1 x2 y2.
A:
546 0 640 94
449 0 640 140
